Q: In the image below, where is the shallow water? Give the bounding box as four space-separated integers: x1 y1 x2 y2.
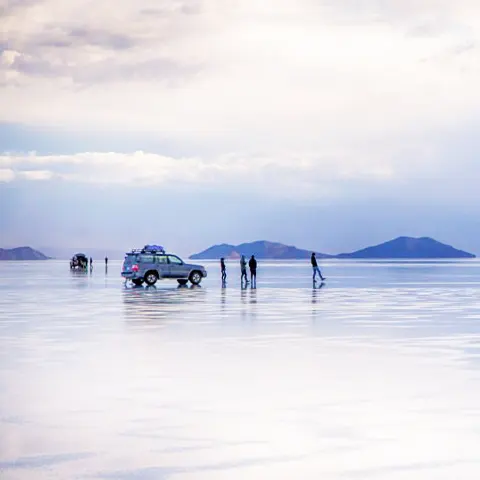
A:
1 259 480 479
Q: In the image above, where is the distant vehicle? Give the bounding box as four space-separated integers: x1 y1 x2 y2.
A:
70 253 88 270
121 245 208 287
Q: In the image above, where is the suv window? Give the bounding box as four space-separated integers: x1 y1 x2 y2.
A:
124 254 137 264
168 255 183 265
155 255 168 264
139 254 154 263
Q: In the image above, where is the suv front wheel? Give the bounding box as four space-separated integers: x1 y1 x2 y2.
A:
144 271 159 286
189 271 203 285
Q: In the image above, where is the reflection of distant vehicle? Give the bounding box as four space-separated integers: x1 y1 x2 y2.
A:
70 253 88 270
121 245 208 287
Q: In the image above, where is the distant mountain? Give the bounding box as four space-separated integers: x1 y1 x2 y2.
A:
190 241 332 260
191 237 476 260
190 243 239 259
0 247 50 260
336 237 475 259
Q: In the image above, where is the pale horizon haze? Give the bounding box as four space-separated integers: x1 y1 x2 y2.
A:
1 0 480 256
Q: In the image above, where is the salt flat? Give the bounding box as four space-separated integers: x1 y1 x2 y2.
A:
1 259 480 479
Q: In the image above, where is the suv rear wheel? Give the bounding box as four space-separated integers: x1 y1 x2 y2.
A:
189 271 203 285
144 271 159 286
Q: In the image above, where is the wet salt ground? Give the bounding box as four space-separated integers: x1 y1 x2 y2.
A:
1 260 480 479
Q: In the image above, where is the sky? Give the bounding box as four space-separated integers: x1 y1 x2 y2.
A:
1 0 480 256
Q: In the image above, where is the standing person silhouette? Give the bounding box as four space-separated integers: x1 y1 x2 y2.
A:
240 254 249 285
105 256 108 266
311 252 325 282
248 255 257 288
220 257 227 284
89 257 93 269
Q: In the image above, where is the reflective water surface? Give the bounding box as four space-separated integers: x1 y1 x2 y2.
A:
1 259 480 479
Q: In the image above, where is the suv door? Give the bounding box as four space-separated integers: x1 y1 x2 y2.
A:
155 254 169 277
138 254 156 278
167 255 187 278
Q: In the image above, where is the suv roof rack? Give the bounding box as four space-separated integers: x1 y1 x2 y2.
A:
129 245 166 255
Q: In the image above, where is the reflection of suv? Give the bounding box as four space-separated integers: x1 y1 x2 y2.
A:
121 245 207 287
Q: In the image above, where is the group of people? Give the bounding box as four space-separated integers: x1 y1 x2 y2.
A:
220 252 325 287
221 254 257 288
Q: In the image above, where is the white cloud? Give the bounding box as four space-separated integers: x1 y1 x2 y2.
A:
1 0 479 148
18 169 55 180
2 140 478 206
0 150 401 201
0 169 16 182
1 0 479 212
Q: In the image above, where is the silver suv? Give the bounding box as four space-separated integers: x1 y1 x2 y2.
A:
121 245 207 287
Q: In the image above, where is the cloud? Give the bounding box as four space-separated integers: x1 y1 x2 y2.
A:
2 136 479 208
0 0 43 13
0 168 15 182
0 150 397 199
1 0 206 92
48 27 136 50
2 1 480 256
18 169 54 180
1 0 479 144
1 0 480 226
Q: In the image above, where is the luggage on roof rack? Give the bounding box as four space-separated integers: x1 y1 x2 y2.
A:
127 245 166 255
143 244 165 253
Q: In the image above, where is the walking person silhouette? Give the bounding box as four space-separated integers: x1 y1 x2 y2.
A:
220 257 227 285
311 252 325 283
248 255 257 288
240 254 249 285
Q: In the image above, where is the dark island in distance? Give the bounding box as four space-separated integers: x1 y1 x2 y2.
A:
335 236 475 259
0 247 51 261
190 237 476 260
190 241 332 261
1 237 476 260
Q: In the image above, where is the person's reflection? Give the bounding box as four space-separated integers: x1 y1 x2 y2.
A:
240 287 247 302
240 286 247 321
221 287 226 310
248 288 258 323
312 281 325 304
